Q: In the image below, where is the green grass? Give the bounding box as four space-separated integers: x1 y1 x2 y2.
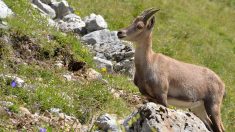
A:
104 74 139 94
68 0 235 131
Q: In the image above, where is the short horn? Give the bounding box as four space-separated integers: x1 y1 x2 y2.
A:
142 8 160 23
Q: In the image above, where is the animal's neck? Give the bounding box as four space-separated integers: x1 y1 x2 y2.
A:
134 33 154 70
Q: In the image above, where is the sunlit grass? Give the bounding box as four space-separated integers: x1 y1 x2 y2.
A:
68 0 235 130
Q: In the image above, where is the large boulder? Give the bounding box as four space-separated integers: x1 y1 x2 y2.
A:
57 14 85 34
32 0 56 18
51 0 72 19
95 114 120 132
84 13 108 33
0 0 14 19
81 29 118 45
123 103 209 132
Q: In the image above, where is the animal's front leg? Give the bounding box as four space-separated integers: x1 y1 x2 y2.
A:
154 93 168 107
152 79 169 107
134 74 149 96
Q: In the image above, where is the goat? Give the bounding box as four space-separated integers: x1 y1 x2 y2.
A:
117 8 225 132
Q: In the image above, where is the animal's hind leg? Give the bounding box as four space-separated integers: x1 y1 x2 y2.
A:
190 103 213 131
204 100 225 132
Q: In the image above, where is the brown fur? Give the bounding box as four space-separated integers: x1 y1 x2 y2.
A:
117 8 225 132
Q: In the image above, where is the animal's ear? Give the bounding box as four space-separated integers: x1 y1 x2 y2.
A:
147 16 155 30
141 8 159 23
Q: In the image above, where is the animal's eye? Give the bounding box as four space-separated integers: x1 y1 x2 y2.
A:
136 22 144 30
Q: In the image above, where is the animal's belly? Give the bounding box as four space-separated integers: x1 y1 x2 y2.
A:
168 97 203 109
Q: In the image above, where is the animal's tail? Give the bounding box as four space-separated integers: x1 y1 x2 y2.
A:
223 90 226 99
221 81 226 99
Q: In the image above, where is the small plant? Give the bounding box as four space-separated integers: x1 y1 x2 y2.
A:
8 104 19 113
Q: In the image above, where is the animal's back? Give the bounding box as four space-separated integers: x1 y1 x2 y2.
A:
154 53 224 102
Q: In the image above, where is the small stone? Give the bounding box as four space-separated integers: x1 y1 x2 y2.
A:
101 79 109 84
32 0 56 18
63 74 73 81
0 101 14 107
14 77 25 88
59 113 65 120
93 57 113 73
85 68 102 81
54 61 64 68
113 92 120 98
2 75 25 88
51 0 72 19
0 20 9 29
95 113 120 132
84 13 108 33
50 108 61 115
19 107 31 116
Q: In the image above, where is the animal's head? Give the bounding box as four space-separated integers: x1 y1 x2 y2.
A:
117 8 159 42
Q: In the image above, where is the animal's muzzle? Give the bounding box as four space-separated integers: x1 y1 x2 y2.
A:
117 30 127 39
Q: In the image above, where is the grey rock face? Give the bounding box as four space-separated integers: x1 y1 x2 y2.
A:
81 29 118 45
93 57 113 73
84 13 108 33
81 29 135 75
123 103 209 132
57 14 85 34
40 0 55 4
114 59 135 76
51 0 72 19
63 13 81 22
0 0 14 19
32 0 56 18
30 0 134 76
95 114 120 132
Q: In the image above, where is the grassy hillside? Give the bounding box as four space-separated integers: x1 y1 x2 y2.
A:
0 0 234 131
0 0 138 131
69 0 235 131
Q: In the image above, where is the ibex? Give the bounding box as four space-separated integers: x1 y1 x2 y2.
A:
117 8 225 132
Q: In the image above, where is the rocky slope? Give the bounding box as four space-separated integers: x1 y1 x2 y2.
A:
95 103 209 132
31 0 135 76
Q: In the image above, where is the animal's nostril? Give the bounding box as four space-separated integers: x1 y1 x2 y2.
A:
117 31 123 36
